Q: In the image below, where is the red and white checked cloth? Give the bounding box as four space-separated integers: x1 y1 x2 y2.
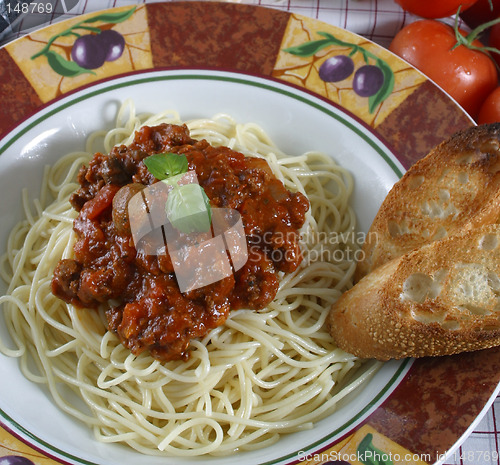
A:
0 1 498 464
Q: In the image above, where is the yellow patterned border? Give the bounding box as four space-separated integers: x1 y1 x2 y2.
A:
5 5 152 103
272 14 426 129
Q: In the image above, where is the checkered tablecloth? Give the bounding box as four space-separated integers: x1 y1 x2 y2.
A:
0 1 499 464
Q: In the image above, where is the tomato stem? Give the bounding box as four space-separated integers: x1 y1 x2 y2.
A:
467 18 500 43
451 5 500 72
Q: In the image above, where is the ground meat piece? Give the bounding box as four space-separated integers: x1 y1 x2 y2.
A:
232 248 279 310
51 259 84 307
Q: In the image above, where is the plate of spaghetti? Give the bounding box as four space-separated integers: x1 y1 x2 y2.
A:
0 3 497 465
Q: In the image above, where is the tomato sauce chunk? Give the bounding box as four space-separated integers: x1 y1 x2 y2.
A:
51 124 309 361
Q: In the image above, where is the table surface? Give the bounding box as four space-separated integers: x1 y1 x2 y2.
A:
0 1 499 464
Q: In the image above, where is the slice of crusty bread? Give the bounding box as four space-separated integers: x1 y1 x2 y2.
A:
329 224 500 360
355 123 500 281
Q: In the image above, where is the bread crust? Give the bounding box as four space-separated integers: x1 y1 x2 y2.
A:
330 224 500 360
355 123 500 281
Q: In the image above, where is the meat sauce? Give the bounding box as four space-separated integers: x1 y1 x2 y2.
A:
51 124 309 361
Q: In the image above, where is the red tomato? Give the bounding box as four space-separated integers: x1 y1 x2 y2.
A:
489 23 500 68
477 86 500 123
389 20 498 118
460 0 500 28
394 0 478 18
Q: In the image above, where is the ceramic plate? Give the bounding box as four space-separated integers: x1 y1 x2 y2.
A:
0 3 498 465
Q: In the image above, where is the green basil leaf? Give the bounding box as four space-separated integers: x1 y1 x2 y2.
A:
283 38 333 57
143 153 189 180
82 7 136 24
161 172 185 188
45 50 95 77
368 59 395 114
166 184 212 234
